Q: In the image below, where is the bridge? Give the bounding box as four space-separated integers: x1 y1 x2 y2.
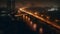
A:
19 7 60 29
15 7 60 34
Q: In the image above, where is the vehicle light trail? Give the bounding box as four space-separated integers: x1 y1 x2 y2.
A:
19 8 60 29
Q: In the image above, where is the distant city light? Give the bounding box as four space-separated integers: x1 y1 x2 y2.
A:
48 7 58 11
1 14 7 16
1 11 6 13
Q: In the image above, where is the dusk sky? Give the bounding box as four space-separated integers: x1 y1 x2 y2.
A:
0 0 60 8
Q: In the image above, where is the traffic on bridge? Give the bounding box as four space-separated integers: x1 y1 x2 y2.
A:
15 7 60 34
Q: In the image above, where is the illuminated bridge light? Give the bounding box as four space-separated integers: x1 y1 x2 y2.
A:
25 16 28 21
34 12 38 15
30 21 33 25
46 16 50 19
19 7 28 11
33 23 37 31
23 15 26 20
28 18 30 21
39 27 43 34
41 15 44 17
19 8 24 12
26 16 28 19
29 21 33 26
55 19 59 22
18 10 21 14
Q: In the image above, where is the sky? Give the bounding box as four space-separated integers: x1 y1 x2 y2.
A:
15 0 60 8
0 0 60 8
